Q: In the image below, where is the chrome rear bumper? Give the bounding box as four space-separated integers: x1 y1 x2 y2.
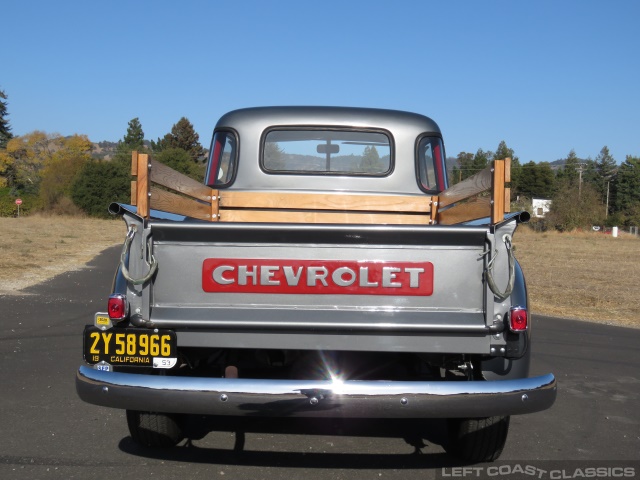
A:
76 366 556 418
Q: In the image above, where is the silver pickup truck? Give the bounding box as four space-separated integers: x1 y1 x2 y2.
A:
76 107 556 462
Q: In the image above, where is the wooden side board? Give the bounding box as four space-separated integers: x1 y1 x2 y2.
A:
149 187 215 221
435 158 511 224
437 197 492 225
149 159 214 203
220 209 431 225
129 152 511 225
219 191 433 213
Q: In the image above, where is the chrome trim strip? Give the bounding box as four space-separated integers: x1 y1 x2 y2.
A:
76 366 556 418
150 319 502 333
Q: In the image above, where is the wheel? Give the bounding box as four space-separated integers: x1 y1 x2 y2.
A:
126 410 185 448
446 416 510 462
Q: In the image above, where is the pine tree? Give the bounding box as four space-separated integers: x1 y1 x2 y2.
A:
613 156 640 214
471 149 489 174
562 150 581 187
455 152 474 182
153 117 204 162
519 161 555 199
121 118 145 150
0 89 13 149
594 146 617 201
111 118 146 168
493 141 518 163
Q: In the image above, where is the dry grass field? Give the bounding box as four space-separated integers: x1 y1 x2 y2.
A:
514 226 640 327
0 216 126 295
1 216 638 328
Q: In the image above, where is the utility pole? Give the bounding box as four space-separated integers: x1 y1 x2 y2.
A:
577 164 583 198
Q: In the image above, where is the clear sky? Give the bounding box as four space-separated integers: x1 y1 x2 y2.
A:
2 0 639 164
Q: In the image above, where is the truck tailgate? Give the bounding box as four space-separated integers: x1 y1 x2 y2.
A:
145 222 491 338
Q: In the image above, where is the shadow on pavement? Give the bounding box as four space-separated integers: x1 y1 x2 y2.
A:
118 417 466 469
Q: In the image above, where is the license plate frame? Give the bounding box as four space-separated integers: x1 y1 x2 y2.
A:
83 325 177 368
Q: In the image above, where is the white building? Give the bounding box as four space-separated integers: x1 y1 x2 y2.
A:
532 198 552 218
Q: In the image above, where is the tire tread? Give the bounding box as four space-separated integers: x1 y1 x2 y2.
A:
126 410 184 448
447 416 510 462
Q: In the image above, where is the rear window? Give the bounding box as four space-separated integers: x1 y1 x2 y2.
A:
262 129 392 176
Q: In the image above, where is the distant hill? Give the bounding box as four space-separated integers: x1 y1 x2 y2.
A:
548 157 591 170
91 141 118 160
90 140 152 160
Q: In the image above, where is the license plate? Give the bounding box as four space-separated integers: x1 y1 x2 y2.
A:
83 326 177 368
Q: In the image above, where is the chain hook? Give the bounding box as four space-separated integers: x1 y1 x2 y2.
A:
120 225 158 286
485 233 515 301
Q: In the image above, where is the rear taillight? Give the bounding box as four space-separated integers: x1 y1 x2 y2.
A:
108 294 128 321
509 307 528 332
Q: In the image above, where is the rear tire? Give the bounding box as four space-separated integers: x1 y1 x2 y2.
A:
446 416 510 462
126 410 185 448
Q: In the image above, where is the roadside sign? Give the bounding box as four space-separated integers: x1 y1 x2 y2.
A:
15 198 22 205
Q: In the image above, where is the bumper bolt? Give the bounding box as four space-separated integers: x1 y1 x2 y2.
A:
522 394 529 402
220 394 228 402
400 397 408 406
309 397 319 406
102 386 109 394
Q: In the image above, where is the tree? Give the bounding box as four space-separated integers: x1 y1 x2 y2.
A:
0 149 10 187
70 118 143 217
613 156 640 222
471 149 490 175
518 161 555 199
558 150 581 187
593 146 617 205
452 152 474 184
547 182 604 231
0 89 12 149
152 117 205 162
0 131 62 194
121 117 145 151
111 117 147 166
108 118 149 182
71 157 131 218
580 158 598 193
39 135 93 209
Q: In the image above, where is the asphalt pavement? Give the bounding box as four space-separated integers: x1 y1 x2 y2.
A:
1 246 639 479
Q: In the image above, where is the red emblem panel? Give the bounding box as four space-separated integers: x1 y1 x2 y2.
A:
202 259 434 296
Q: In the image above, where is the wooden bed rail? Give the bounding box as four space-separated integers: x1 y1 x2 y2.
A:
434 157 511 225
130 152 511 225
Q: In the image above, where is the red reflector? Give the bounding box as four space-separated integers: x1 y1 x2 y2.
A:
108 294 127 321
510 307 528 332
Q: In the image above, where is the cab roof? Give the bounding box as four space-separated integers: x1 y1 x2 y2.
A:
215 106 442 135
